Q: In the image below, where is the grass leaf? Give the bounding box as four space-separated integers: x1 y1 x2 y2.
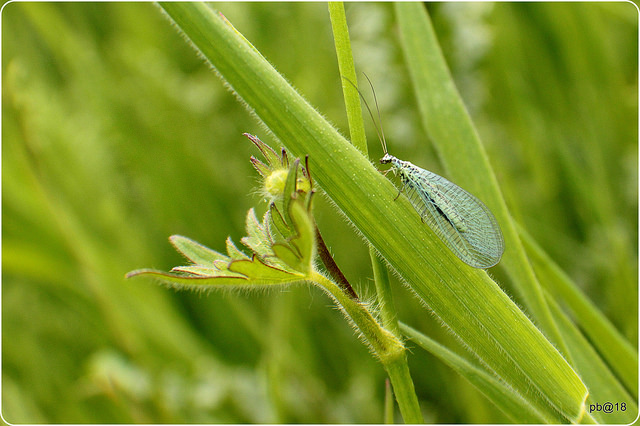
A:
401 323 550 423
521 224 638 400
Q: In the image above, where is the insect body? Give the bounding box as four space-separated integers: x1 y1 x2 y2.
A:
347 74 504 268
380 153 504 268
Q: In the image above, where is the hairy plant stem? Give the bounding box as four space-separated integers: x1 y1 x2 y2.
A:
311 271 422 423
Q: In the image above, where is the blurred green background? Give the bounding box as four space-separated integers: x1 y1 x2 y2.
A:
2 2 637 423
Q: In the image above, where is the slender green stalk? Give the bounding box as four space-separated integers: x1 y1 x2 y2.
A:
328 2 367 154
370 251 399 337
384 352 423 424
329 3 418 421
384 379 395 424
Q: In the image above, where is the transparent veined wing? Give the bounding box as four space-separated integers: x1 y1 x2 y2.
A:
399 162 504 269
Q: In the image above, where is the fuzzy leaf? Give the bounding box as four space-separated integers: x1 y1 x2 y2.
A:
268 202 294 241
128 246 306 289
245 132 282 169
126 268 285 288
171 265 220 276
303 186 314 211
287 197 314 273
228 255 305 283
169 235 227 267
240 208 271 258
171 264 243 277
249 156 271 178
281 158 300 226
226 237 250 260
271 243 304 273
129 174 317 290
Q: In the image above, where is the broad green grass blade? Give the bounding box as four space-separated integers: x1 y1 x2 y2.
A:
394 2 568 358
400 323 549 423
158 3 588 422
520 224 638 398
547 298 638 423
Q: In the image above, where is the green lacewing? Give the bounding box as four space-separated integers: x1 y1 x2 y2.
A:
353 75 505 268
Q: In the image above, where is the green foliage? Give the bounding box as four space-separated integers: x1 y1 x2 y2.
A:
127 154 316 285
3 2 637 424
127 137 419 421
